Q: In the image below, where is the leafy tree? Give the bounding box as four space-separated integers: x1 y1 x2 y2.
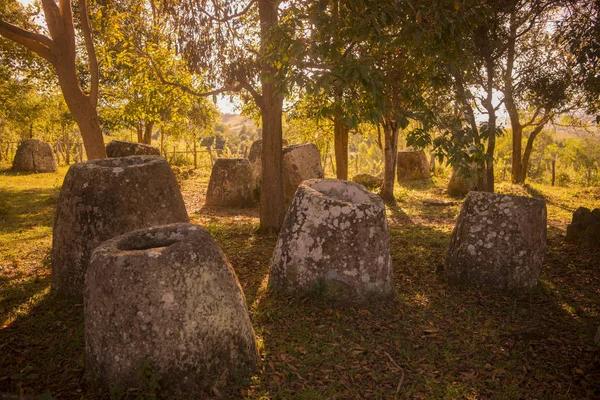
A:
163 0 291 229
559 0 600 116
0 0 107 159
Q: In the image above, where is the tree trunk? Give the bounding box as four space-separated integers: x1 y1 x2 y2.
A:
483 53 496 193
257 0 286 230
193 137 198 169
0 0 106 160
505 10 522 184
334 114 349 180
380 119 399 201
551 159 556 186
160 129 165 156
143 121 153 144
329 153 336 176
519 124 546 184
137 122 143 143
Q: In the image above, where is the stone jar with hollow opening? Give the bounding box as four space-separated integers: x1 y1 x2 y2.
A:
85 223 258 396
269 178 393 302
52 155 189 297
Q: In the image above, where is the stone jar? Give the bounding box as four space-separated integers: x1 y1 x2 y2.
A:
205 158 255 207
12 139 58 172
85 223 258 396
445 191 547 290
396 150 430 182
282 143 324 210
52 155 189 297
105 140 160 157
269 179 393 302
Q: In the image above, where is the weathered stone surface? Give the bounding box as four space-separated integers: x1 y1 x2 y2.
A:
396 150 430 182
205 158 255 207
566 207 600 247
269 179 393 302
52 156 189 297
85 223 258 396
352 173 383 190
12 139 57 172
105 140 160 157
446 192 547 290
283 144 324 209
447 167 477 197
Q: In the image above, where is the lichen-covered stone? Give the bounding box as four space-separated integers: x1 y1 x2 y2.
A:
12 139 57 172
566 207 600 247
447 167 477 197
105 140 160 157
396 150 430 182
269 179 393 302
85 223 258 396
205 158 255 207
445 192 547 291
352 173 383 190
52 156 189 297
282 144 324 209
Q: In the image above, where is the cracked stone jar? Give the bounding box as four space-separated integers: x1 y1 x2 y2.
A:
445 191 547 290
51 155 189 297
269 179 393 302
85 223 258 396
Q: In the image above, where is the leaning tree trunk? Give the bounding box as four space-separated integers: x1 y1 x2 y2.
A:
56 67 106 160
0 0 106 160
258 0 286 230
380 119 399 201
519 123 546 184
334 114 349 180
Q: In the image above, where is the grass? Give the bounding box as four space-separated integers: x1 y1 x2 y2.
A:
0 162 599 399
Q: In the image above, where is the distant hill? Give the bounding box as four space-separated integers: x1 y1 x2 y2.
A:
220 114 258 136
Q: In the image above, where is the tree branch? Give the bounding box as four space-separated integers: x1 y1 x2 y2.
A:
78 0 99 107
199 0 257 23
136 46 243 98
0 20 54 63
40 0 62 39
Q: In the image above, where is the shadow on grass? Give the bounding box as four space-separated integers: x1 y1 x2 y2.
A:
524 184 576 213
397 178 437 191
197 204 260 219
0 187 59 231
0 291 85 398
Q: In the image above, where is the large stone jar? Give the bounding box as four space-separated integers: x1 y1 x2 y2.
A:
269 179 393 302
52 155 189 297
12 139 58 172
445 191 547 290
396 150 430 182
85 223 258 396
105 140 160 157
282 144 324 209
205 158 255 207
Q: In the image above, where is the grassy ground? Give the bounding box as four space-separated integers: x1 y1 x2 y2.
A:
0 163 599 399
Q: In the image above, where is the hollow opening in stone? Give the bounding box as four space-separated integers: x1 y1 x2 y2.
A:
88 155 160 169
117 234 181 251
309 180 372 204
